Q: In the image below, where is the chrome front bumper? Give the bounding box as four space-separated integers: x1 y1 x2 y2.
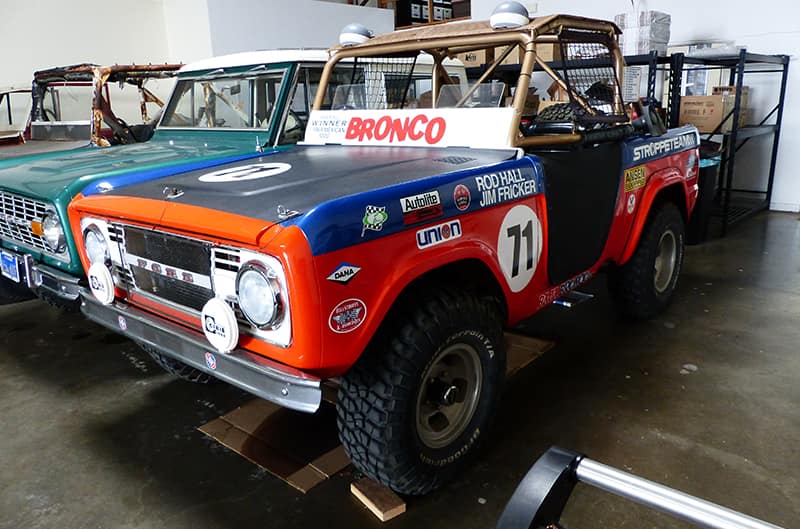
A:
80 291 322 413
1 249 81 301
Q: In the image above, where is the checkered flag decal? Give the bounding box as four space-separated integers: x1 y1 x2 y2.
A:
362 205 388 236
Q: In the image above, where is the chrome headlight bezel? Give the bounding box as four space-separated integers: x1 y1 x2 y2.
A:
83 224 110 266
41 212 66 253
235 260 285 330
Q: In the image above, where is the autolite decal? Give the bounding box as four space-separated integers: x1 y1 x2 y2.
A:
329 298 367 333
345 115 446 144
416 219 462 249
400 190 443 225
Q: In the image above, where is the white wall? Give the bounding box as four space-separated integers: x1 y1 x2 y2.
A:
205 0 394 54
162 0 214 63
0 0 174 124
472 0 800 211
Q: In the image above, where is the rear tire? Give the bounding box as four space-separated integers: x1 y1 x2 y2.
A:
0 276 35 305
337 289 505 495
609 201 685 319
138 343 216 384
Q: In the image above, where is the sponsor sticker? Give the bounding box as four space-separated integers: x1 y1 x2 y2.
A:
475 167 538 208
345 115 447 145
327 263 361 285
400 191 443 225
205 352 217 370
416 219 462 249
497 205 542 293
329 298 367 333
361 205 388 237
632 132 698 163
118 315 127 331
538 271 593 307
198 162 292 183
624 166 647 192
454 184 471 211
627 194 636 214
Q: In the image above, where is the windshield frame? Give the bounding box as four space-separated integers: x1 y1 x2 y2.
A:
157 63 294 135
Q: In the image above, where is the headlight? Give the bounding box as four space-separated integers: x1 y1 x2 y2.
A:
236 261 284 329
84 225 109 265
41 213 66 253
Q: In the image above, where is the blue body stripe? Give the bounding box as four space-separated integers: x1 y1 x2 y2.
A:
80 151 274 197
289 156 545 256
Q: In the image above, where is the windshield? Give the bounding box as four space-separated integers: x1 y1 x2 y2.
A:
160 68 288 129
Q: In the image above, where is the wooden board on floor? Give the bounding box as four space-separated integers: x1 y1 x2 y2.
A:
351 478 406 522
198 331 554 498
505 332 555 378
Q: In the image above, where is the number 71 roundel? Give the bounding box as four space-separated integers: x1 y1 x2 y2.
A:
497 204 542 293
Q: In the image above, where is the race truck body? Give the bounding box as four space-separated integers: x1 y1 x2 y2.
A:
0 50 463 308
70 12 699 495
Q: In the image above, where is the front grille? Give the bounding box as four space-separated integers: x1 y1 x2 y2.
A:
124 227 211 274
111 223 215 313
0 190 50 253
130 265 214 311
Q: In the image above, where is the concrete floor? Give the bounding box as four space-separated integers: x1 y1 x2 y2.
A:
1 211 798 529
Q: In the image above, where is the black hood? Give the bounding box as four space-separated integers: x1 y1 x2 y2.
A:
101 145 517 224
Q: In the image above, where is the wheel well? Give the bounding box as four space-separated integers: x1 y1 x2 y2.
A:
653 183 688 221
393 259 508 321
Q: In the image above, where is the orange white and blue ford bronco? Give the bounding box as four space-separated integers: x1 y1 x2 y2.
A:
69 4 698 494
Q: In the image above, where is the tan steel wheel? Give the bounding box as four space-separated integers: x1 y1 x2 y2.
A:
415 342 483 449
654 229 677 294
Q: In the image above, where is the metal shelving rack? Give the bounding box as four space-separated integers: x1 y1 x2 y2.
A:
666 50 790 234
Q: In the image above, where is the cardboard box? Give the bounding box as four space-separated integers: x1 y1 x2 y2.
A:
679 95 748 133
455 49 489 68
535 43 562 63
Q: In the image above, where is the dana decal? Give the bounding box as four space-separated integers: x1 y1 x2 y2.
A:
416 219 462 249
345 115 446 144
475 167 538 208
327 263 361 285
400 191 442 225
329 298 367 333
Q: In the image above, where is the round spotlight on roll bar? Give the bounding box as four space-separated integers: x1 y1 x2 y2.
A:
339 23 374 46
490 1 530 29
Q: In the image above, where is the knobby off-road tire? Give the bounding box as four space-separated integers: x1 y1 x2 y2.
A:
0 276 35 304
535 102 575 122
138 343 215 384
337 289 505 495
609 201 685 320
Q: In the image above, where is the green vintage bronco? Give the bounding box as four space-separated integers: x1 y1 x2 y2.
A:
0 50 464 308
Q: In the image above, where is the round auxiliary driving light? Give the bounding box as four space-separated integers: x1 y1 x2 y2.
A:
41 212 66 253
84 225 110 265
490 1 530 29
236 262 284 329
88 262 115 305
339 23 374 47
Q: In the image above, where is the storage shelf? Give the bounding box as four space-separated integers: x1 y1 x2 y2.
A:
668 49 789 236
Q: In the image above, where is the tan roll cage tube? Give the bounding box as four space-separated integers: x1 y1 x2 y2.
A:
313 19 625 149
